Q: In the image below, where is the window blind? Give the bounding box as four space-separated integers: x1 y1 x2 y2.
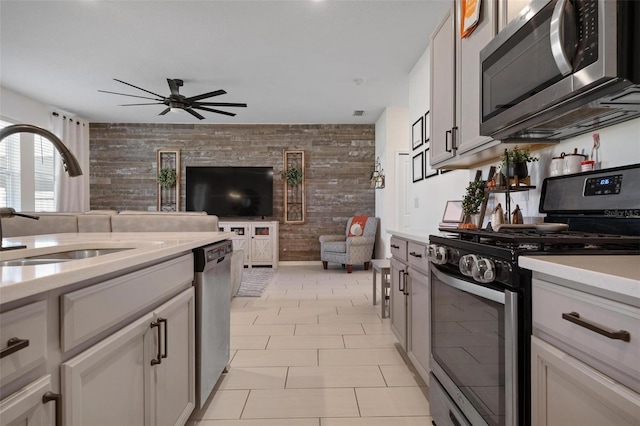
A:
34 135 56 211
0 120 21 210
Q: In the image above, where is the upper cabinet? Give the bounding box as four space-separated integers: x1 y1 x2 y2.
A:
430 0 539 169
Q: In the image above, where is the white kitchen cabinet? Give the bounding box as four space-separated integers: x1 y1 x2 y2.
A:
0 375 55 426
62 288 195 426
407 267 430 381
390 257 408 351
498 0 532 31
219 221 279 268
531 276 640 426
430 0 504 169
429 5 456 165
531 336 640 426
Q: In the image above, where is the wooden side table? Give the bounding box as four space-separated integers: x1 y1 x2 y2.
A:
371 259 391 318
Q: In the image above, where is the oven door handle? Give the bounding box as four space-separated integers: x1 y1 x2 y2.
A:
431 267 505 304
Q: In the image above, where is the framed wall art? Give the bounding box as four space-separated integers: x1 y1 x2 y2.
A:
412 116 424 150
412 151 424 182
424 111 430 142
424 146 438 179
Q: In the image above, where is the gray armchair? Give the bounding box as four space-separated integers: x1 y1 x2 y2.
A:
319 216 379 273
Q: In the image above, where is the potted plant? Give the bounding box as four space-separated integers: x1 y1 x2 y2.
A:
284 166 303 185
461 180 486 228
157 168 177 188
502 146 539 179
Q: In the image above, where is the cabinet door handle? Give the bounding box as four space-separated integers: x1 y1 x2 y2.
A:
391 244 400 249
451 126 458 151
409 251 422 258
445 130 452 153
0 337 29 359
398 269 405 293
42 391 62 426
562 311 631 342
158 317 168 359
403 271 410 296
150 320 163 365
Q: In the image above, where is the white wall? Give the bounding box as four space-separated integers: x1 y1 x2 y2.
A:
0 86 90 211
375 106 409 259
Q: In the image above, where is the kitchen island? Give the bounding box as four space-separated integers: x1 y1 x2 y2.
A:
0 231 233 425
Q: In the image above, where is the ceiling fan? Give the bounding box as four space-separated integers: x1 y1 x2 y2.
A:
99 78 247 120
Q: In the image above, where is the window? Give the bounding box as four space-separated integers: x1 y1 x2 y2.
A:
0 120 57 211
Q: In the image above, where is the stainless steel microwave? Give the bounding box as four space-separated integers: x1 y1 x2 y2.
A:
480 0 640 141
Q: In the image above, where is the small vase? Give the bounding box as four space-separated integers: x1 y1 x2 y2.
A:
507 162 528 179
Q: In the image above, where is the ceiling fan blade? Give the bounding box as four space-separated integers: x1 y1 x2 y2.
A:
113 79 166 99
159 108 171 116
98 90 162 101
167 78 180 96
120 102 165 106
195 102 247 108
193 105 236 117
185 108 205 120
185 90 227 102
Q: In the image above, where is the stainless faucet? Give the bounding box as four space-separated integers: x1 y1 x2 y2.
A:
0 124 82 250
0 124 83 176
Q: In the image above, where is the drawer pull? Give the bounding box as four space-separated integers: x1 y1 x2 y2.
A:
562 311 631 342
0 337 30 359
409 251 423 258
150 320 163 365
391 244 400 249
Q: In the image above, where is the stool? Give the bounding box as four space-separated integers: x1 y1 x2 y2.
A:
371 258 391 318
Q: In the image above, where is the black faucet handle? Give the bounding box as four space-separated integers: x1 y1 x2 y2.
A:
14 212 39 220
0 208 39 220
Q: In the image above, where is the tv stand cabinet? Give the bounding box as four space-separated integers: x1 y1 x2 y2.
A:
219 220 279 268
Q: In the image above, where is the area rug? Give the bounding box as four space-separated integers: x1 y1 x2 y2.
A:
235 268 276 297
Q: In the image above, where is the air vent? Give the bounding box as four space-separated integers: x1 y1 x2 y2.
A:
353 110 365 116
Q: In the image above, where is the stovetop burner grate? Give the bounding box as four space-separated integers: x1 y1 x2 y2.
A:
439 228 640 253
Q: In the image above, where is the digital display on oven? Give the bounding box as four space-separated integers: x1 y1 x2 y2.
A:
584 174 622 196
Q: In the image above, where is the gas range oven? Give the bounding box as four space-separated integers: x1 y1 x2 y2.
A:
427 164 640 426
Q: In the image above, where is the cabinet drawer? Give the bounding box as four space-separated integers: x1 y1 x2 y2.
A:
0 301 47 385
407 241 429 274
533 279 640 391
390 237 407 262
61 254 193 352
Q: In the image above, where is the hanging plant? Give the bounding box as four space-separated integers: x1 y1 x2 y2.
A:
158 168 177 188
284 167 303 185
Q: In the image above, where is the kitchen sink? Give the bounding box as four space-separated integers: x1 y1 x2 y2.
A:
0 248 134 267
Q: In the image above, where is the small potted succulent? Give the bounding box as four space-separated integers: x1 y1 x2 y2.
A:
502 146 539 179
461 180 486 228
157 168 177 188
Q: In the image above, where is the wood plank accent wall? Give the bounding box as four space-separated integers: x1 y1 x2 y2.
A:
89 123 375 262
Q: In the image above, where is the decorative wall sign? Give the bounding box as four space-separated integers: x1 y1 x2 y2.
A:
156 149 180 211
283 149 305 224
424 111 431 142
412 116 424 150
413 151 424 182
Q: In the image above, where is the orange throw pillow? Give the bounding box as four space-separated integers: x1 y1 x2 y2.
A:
348 216 369 237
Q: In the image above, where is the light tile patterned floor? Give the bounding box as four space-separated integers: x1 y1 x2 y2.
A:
188 264 431 426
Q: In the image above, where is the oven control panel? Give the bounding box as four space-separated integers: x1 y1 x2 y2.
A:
584 174 622 196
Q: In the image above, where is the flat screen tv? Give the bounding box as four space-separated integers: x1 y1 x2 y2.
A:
186 166 274 217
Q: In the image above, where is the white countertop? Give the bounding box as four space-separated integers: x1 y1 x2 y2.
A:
0 232 234 304
386 229 431 245
519 255 640 305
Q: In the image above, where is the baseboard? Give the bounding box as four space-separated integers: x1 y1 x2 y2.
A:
278 260 322 266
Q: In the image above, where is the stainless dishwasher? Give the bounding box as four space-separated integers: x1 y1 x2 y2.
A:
193 240 232 408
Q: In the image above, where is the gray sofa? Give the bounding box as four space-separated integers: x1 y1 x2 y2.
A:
2 210 244 298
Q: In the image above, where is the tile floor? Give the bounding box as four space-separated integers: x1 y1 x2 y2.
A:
188 264 431 426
